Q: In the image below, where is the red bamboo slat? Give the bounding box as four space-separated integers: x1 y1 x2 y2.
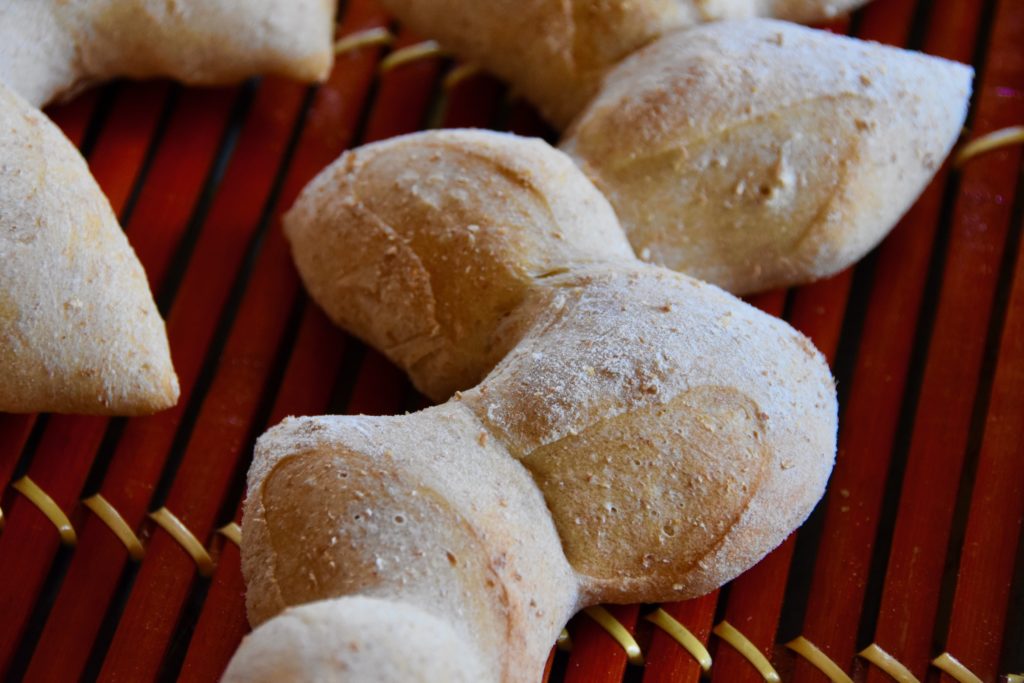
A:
793 0 990 678
564 605 641 683
0 83 172 676
865 0 1024 677
643 595 717 683
940 213 1024 681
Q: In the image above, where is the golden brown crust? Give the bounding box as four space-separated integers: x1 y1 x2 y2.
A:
561 20 973 294
233 131 837 680
0 81 178 414
0 0 336 107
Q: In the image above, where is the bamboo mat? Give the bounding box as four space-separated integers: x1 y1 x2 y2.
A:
0 0 1022 680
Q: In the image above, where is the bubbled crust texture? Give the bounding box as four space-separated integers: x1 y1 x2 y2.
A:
561 19 973 294
0 82 178 414
378 0 869 128
283 130 633 401
0 0 336 107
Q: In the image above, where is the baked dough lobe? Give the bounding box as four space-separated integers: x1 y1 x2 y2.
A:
0 82 178 414
378 0 870 127
561 20 973 293
0 0 336 107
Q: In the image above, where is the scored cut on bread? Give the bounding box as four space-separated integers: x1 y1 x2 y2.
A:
224 130 838 682
0 0 337 107
0 81 178 415
561 19 973 294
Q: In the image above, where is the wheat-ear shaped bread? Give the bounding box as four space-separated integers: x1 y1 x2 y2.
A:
0 81 178 414
0 0 336 107
224 130 837 682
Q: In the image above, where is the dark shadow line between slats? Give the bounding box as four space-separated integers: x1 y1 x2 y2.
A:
328 337 370 415
77 83 118 159
344 19 399 147
852 0 999 650
155 80 258 316
905 0 938 51
77 83 320 683
5 544 78 683
421 59 453 130
932 155 1024 658
999 511 1024 673
155 294 309 683
776 248 881 643
117 85 182 230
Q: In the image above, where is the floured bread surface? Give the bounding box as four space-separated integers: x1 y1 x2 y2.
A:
379 0 869 127
233 129 838 680
0 82 178 414
284 130 633 401
224 597 489 683
0 0 336 107
562 19 973 294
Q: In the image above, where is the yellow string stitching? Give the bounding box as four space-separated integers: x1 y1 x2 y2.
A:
0 503 4 530
785 636 854 683
218 521 242 547
859 644 921 683
582 606 644 666
443 63 483 91
83 494 144 561
644 608 712 671
333 27 395 57
149 507 215 577
955 126 1024 167
379 40 447 73
1007 674 1024 683
12 476 76 545
557 628 572 651
931 653 982 683
713 620 779 681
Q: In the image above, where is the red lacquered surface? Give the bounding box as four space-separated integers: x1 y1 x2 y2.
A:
1 0 1022 681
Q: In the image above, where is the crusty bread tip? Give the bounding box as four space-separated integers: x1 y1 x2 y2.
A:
0 81 178 415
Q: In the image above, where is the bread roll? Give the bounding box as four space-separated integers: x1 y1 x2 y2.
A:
561 19 973 293
225 130 837 681
378 0 869 126
0 0 336 107
0 81 178 414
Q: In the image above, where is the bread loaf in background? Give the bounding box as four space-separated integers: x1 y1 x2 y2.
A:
379 0 870 127
0 0 336 107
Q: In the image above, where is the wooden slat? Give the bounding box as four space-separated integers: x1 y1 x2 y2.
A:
939 214 1024 681
865 0 1024 677
792 0 991 679
564 604 641 683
